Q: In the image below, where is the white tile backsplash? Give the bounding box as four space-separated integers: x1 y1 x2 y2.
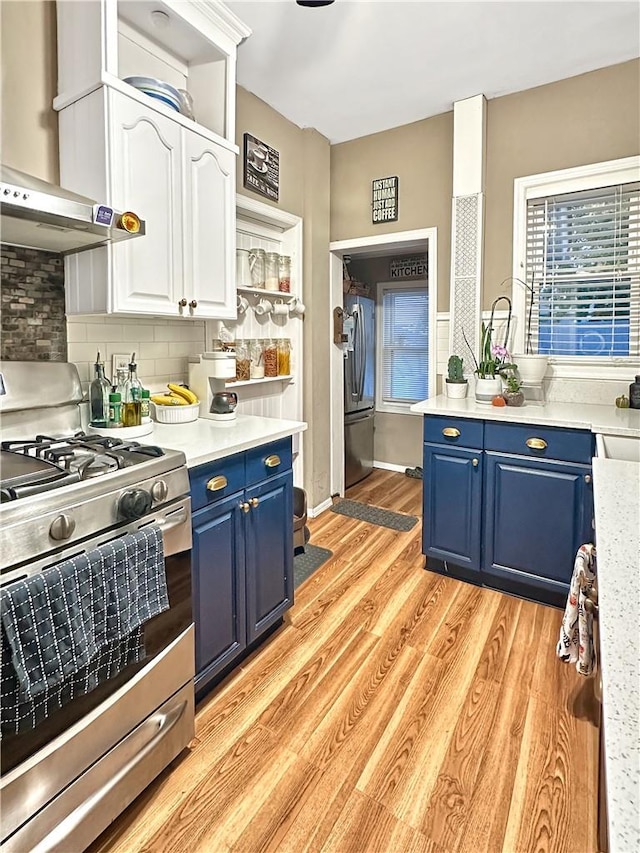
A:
67 316 206 394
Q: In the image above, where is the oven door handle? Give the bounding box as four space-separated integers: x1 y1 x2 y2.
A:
153 506 189 532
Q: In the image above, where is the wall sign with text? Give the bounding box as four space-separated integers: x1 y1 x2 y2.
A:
371 176 398 223
389 254 428 279
243 133 279 202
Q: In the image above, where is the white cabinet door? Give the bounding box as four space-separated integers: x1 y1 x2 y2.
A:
183 131 236 319
109 90 184 316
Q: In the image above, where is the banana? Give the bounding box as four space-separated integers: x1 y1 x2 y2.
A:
151 393 185 407
167 383 198 404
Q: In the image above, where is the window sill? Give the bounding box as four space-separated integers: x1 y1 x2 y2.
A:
375 402 424 416
545 358 640 381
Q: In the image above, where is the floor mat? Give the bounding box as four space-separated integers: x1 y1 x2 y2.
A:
293 544 333 589
330 499 418 532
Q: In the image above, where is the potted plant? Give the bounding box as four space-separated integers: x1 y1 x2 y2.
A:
507 275 549 384
464 322 516 404
445 355 468 398
502 370 525 407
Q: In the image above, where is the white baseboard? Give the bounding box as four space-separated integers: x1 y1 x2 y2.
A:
373 460 407 473
308 497 333 518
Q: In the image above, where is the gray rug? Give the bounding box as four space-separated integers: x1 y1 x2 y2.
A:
330 499 418 532
294 544 333 589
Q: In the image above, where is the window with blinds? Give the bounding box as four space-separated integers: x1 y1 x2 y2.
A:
380 286 428 404
525 181 640 357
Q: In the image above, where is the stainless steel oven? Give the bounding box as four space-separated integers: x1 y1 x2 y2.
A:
0 362 195 853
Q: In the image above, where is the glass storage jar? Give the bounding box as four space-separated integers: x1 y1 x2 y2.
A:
250 339 265 379
235 340 251 381
265 252 280 292
248 248 266 289
277 338 291 376
278 255 291 293
263 339 278 377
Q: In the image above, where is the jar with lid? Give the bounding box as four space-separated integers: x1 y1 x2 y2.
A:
248 248 266 289
235 340 251 381
250 339 265 379
279 255 291 293
236 248 252 288
263 339 278 377
265 252 280 292
277 339 291 376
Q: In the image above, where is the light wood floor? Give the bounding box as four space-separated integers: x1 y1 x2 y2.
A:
91 470 599 853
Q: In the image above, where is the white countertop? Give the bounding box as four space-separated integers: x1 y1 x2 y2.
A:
150 414 307 467
410 396 640 437
593 457 640 853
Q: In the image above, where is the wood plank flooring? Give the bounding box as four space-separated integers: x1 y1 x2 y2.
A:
90 470 599 853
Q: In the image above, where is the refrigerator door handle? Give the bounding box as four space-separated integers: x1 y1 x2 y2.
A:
350 308 359 401
358 304 366 401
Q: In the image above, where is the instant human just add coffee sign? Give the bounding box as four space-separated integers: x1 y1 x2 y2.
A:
371 176 398 223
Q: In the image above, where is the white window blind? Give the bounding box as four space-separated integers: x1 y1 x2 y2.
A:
381 286 428 403
525 181 640 357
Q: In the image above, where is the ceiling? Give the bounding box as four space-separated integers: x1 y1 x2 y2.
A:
225 1 640 144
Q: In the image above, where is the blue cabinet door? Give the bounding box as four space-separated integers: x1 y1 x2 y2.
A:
191 492 246 691
245 470 294 644
483 452 593 597
422 443 483 572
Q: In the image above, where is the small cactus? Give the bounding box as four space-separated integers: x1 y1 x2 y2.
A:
447 355 464 382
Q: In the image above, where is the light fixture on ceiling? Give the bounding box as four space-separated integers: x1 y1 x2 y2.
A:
296 0 335 6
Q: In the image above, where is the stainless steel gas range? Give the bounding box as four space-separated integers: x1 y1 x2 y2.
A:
0 361 195 853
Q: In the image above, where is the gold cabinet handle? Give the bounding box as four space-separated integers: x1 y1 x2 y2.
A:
584 597 598 615
206 475 228 492
178 298 187 307
249 497 260 507
526 438 548 450
472 458 479 467
189 299 198 309
240 501 250 513
442 427 461 438
265 455 281 468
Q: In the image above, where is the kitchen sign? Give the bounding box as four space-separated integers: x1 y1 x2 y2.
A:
372 176 398 223
390 254 428 279
243 133 280 202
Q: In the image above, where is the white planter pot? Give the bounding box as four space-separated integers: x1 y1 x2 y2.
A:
445 380 468 399
474 376 502 404
513 354 549 385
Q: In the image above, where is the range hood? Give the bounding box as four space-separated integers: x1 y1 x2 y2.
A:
0 165 146 256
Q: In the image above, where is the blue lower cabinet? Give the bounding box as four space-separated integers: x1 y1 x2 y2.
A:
423 443 483 572
192 492 246 687
189 439 294 697
245 471 293 643
483 453 593 599
421 415 594 606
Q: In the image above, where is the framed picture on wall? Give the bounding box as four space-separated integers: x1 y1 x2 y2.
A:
243 133 280 202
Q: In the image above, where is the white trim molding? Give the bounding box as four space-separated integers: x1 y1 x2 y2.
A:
308 497 333 519
373 460 408 474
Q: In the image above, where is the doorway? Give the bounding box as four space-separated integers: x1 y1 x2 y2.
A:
329 228 437 498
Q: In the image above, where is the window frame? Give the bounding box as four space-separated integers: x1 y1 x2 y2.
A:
512 155 640 379
375 280 432 415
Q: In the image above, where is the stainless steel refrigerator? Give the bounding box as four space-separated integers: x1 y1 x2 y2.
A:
344 294 375 488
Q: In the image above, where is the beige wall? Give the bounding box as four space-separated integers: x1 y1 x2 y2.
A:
330 112 453 314
484 59 640 308
0 0 58 182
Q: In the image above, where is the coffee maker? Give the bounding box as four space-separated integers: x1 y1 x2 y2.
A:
188 352 238 422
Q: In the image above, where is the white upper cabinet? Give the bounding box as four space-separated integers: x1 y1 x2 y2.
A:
55 0 249 318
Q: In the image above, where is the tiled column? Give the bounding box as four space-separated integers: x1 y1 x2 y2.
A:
448 95 487 366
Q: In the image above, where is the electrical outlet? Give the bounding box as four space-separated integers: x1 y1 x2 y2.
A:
111 354 130 382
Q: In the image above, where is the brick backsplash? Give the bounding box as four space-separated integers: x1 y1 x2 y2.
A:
1 243 208 390
1 245 67 361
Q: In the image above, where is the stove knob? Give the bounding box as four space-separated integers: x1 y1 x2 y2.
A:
118 489 153 520
49 514 76 541
151 479 168 503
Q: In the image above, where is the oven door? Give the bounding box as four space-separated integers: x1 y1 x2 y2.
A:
0 497 194 847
